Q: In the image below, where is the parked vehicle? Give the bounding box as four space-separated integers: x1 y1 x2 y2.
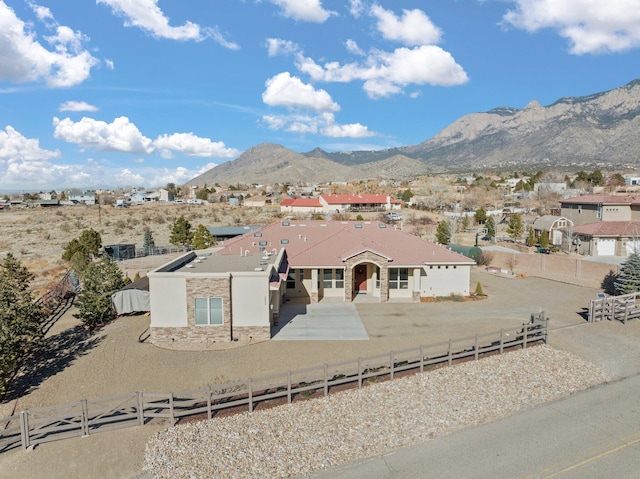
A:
386 212 402 221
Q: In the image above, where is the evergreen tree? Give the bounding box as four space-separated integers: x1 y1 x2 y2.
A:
485 217 496 241
475 207 487 224
74 257 128 328
62 228 102 274
169 215 193 246
539 229 550 248
142 228 156 255
435 220 452 245
527 227 535 246
506 213 523 241
614 253 640 295
0 254 44 395
192 224 216 250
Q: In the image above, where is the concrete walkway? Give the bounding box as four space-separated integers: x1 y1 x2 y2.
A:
272 301 369 340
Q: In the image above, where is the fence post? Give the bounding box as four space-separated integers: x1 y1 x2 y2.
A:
624 301 629 324
81 399 89 436
419 346 424 373
137 392 144 426
206 386 212 420
20 411 29 450
474 334 479 361
169 393 175 426
323 364 328 397
448 339 452 366
390 352 395 380
358 358 362 389
248 379 253 413
522 323 528 349
499 329 504 354
544 319 549 344
287 371 292 404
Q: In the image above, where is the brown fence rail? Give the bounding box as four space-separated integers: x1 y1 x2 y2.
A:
588 292 640 324
0 317 548 453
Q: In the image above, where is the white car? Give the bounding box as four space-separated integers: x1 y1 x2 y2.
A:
386 212 402 221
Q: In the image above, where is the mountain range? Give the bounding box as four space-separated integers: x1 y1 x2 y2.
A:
186 78 640 186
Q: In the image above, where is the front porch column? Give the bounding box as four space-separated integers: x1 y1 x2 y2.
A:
311 268 319 303
412 268 421 302
380 267 389 303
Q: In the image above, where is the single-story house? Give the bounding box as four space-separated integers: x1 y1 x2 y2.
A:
280 197 323 214
319 194 402 213
531 215 573 246
207 225 264 242
572 221 640 256
148 220 474 348
244 195 271 207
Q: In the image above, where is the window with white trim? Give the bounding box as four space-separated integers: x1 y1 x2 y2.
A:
322 269 345 288
375 266 380 289
389 268 408 289
194 297 223 325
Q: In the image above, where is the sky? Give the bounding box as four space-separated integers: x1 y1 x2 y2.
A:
1 0 640 192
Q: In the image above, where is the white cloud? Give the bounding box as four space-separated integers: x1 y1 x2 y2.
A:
266 38 300 57
345 39 364 56
348 0 365 18
0 126 60 161
262 72 340 112
297 45 468 98
0 156 104 190
0 1 99 87
503 0 640 54
53 116 154 154
59 101 99 112
28 2 53 21
97 0 239 48
115 168 145 185
262 111 375 138
370 5 441 46
267 0 335 23
153 133 240 159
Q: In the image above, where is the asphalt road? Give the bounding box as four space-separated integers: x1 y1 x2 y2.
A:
308 374 640 479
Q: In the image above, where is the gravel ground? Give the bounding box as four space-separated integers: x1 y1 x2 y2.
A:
144 345 607 479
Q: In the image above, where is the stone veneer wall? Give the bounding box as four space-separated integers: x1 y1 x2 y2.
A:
344 251 389 302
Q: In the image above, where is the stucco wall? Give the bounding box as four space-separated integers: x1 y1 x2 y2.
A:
231 274 270 327
421 264 471 297
149 276 187 327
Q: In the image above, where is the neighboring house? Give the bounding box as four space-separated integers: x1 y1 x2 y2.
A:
531 215 573 246
68 191 97 205
244 195 271 207
560 194 640 226
560 194 640 256
571 222 640 256
158 188 175 202
280 197 323 214
319 194 402 213
148 220 474 349
130 192 147 204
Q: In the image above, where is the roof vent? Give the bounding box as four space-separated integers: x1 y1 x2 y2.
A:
379 223 387 228
355 224 363 229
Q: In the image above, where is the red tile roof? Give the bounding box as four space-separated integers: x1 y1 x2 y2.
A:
219 220 474 267
561 194 640 205
573 221 640 237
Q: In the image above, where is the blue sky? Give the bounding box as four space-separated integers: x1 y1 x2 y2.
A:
1 0 639 191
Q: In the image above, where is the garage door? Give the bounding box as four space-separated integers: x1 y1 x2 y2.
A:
596 239 616 256
626 240 640 256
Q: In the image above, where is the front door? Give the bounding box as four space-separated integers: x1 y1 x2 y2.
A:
355 266 367 293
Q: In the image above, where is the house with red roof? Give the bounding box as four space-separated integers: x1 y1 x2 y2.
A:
560 194 640 256
280 193 402 216
148 220 474 348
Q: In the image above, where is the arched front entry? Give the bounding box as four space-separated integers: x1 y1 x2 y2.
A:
354 264 368 293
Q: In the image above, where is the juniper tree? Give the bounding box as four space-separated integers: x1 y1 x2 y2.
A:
192 224 216 250
62 228 102 274
435 220 452 245
169 215 193 247
614 252 640 295
485 217 496 242
142 228 156 255
74 257 128 329
506 213 523 241
0 254 44 395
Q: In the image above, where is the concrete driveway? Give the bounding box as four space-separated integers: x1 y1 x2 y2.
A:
272 301 369 340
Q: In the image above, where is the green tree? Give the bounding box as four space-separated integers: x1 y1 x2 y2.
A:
539 229 550 248
485 217 496 241
62 228 102 274
192 224 216 250
142 228 156 255
401 189 414 203
196 188 209 201
0 254 44 395
169 216 193 247
506 213 523 241
614 253 640 295
527 226 535 247
435 220 452 245
74 257 128 328
474 207 487 224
